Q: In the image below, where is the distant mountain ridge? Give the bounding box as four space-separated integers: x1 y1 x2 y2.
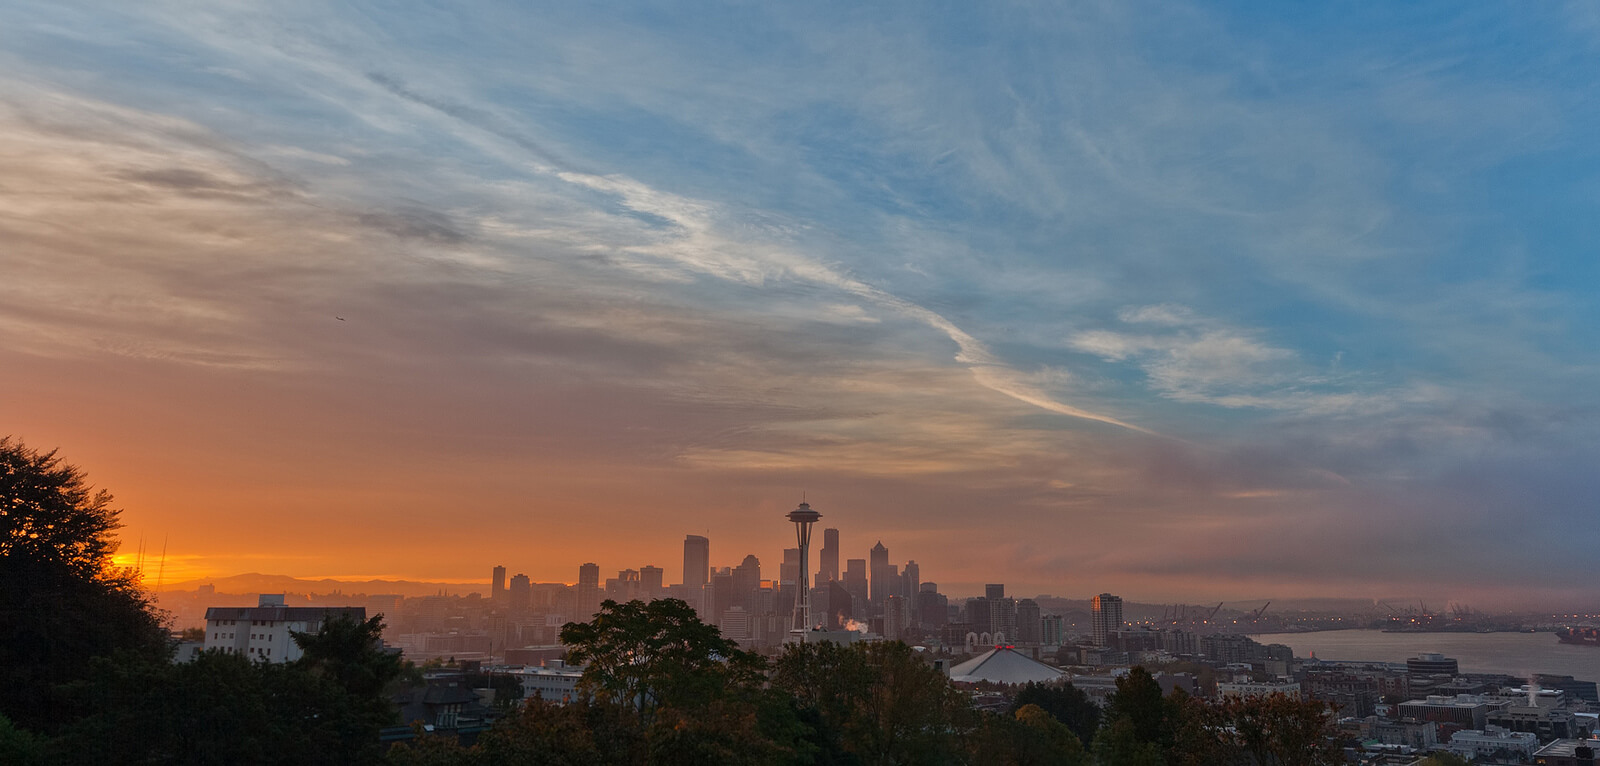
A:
158 573 491 598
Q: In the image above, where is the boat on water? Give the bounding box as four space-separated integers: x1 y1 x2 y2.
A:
1557 627 1600 646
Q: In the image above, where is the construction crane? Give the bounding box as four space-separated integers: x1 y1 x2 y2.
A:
1205 602 1224 623
1251 602 1271 620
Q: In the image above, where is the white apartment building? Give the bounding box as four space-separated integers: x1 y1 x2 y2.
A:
203 594 366 663
1448 726 1539 761
511 660 585 705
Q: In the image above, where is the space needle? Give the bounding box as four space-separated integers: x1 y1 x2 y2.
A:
786 500 821 633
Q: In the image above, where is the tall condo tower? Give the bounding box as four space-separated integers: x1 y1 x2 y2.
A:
786 501 822 631
1092 593 1124 647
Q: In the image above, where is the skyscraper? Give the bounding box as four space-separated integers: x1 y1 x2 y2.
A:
883 594 908 641
709 567 734 623
578 562 601 617
780 548 800 589
916 583 947 629
844 558 868 616
1016 598 1042 644
640 565 664 600
819 528 840 587
509 573 530 611
827 581 853 628
869 542 889 607
967 597 991 634
1092 593 1123 647
985 583 1005 600
491 565 507 603
609 568 641 602
683 535 710 589
990 597 1017 644
1041 614 1064 646
902 561 920 618
733 554 762 612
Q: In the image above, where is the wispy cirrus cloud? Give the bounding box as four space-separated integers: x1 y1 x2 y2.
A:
1067 304 1362 412
3 0 1599 606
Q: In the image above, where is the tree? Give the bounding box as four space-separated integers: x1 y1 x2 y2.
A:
1007 681 1101 746
770 639 873 762
0 713 45 764
383 724 475 766
1098 667 1178 754
1089 717 1165 766
57 617 406 765
560 599 755 722
558 599 812 764
1415 754 1470 766
967 705 1086 766
1164 688 1234 766
58 649 286 764
470 698 644 765
291 614 406 764
771 640 974 766
1215 693 1340 766
0 436 169 734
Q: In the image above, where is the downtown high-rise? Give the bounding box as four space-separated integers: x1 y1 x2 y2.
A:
1092 593 1123 647
682 535 710 589
869 542 890 607
818 528 839 587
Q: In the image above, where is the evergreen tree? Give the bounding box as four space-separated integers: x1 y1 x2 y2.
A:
0 437 169 734
292 614 407 764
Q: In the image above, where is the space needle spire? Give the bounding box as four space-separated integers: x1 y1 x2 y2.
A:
787 500 822 633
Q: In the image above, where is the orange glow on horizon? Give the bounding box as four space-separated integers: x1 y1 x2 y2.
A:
112 553 218 589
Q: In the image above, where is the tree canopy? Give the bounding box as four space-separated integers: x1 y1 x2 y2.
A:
1008 681 1101 746
560 598 762 720
0 436 169 733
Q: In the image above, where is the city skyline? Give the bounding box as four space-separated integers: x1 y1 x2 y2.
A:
4 3 1600 610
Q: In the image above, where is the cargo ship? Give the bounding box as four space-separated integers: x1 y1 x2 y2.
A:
1556 627 1600 646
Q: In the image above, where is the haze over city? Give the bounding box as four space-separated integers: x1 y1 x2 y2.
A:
3 2 1598 610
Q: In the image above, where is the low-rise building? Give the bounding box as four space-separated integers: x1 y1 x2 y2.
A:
1532 737 1600 765
1369 718 1437 750
1395 694 1500 731
1405 652 1459 676
1448 725 1539 762
948 647 1064 686
511 660 585 705
1218 680 1302 700
203 594 366 663
1489 701 1595 743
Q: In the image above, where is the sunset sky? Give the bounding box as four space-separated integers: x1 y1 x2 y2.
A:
4 3 1598 607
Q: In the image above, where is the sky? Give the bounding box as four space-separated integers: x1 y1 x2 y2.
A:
2 2 1598 608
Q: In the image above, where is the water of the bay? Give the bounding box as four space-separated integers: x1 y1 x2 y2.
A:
1249 630 1600 683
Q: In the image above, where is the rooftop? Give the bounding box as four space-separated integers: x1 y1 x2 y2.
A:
949 647 1063 686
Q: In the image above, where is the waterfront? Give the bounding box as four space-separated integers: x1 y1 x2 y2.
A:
1252 630 1600 683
